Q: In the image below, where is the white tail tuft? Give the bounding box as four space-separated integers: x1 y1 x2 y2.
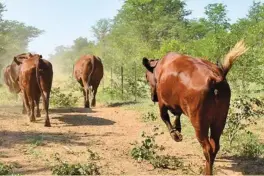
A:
222 40 249 76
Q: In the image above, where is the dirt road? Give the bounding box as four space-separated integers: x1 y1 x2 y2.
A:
0 104 263 175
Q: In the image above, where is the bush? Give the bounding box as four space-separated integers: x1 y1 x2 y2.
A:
50 87 78 107
224 96 264 146
130 127 164 161
0 162 13 175
130 126 183 170
141 112 158 122
51 153 100 175
239 132 264 158
222 96 264 157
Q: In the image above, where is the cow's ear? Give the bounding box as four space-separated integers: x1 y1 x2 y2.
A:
142 57 153 72
13 56 21 65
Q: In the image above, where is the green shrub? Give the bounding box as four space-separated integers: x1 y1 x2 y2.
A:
50 87 78 107
141 112 158 122
239 132 264 158
87 149 100 160
51 153 100 175
150 155 183 170
130 128 164 161
224 96 264 146
130 126 184 170
0 162 13 175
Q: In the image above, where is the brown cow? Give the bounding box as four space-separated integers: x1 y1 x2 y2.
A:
3 54 30 114
74 55 104 108
15 53 53 127
3 65 21 94
142 40 248 175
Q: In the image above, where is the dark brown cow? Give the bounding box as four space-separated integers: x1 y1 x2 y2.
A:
142 40 248 175
15 53 53 127
74 55 104 108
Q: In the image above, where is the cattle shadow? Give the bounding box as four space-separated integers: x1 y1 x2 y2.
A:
0 129 119 149
14 167 49 175
106 101 138 107
218 155 264 175
53 114 116 126
0 130 82 148
50 107 96 114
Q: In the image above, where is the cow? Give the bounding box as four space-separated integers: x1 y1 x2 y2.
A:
73 55 104 108
3 65 21 94
142 40 248 175
3 53 32 114
14 53 53 127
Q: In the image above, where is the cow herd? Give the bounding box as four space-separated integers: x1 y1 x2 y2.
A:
2 40 248 175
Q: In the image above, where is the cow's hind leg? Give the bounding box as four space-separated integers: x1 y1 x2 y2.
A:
22 91 30 116
192 118 213 175
208 115 228 175
173 113 183 141
159 105 182 142
35 95 41 117
42 90 51 127
28 95 36 122
22 101 27 114
80 78 90 108
20 93 27 114
91 86 98 107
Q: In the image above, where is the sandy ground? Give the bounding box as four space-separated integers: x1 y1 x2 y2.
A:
0 104 263 175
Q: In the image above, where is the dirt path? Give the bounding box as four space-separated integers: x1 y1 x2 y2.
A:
0 104 263 175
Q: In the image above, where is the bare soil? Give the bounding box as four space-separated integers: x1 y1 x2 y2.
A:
0 104 263 175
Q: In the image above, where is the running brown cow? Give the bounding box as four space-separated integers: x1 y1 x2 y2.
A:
14 53 53 127
142 40 248 175
3 65 21 94
74 55 104 108
3 53 33 114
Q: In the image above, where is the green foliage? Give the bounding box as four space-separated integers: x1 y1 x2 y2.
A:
51 153 100 175
224 96 264 146
0 162 13 175
0 2 43 73
141 112 157 122
50 87 78 107
239 132 264 158
130 126 183 170
49 1 264 103
87 149 100 160
222 96 264 158
130 130 161 161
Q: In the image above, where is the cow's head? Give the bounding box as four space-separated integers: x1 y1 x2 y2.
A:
142 57 159 102
8 53 34 87
13 52 33 65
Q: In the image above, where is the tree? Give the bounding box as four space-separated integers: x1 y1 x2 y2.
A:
91 19 111 42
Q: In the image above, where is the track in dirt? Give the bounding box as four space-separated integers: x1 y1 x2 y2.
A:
0 104 263 175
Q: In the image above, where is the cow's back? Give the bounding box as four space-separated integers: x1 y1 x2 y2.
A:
74 55 103 85
156 52 229 116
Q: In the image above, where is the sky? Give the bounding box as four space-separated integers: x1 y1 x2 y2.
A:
1 0 263 58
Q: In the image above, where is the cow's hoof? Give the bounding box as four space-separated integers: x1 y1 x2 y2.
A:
30 117 36 122
170 130 183 142
36 113 41 117
44 123 51 127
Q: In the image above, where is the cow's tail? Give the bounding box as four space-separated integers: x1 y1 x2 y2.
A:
87 56 95 87
209 40 248 91
35 57 47 114
222 40 248 78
